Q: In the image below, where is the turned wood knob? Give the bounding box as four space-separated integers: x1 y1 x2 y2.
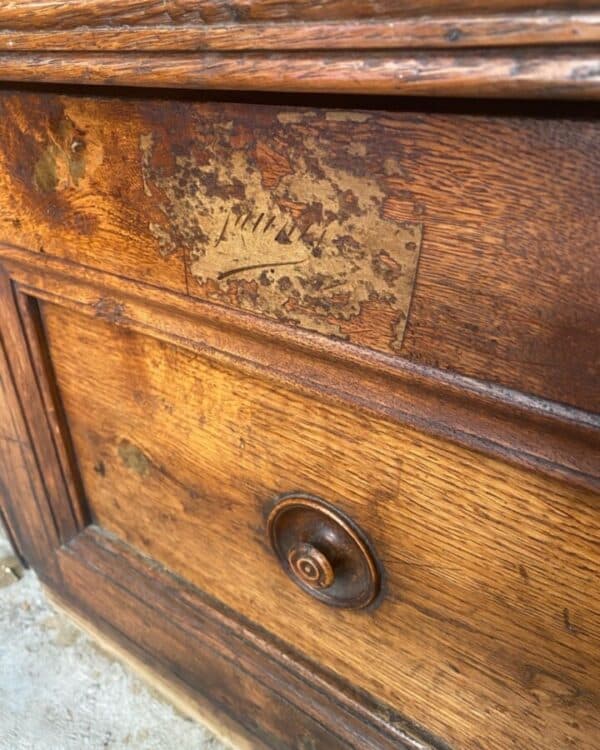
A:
287 542 335 590
267 493 381 609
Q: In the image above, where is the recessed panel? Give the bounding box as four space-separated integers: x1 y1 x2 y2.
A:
41 301 600 750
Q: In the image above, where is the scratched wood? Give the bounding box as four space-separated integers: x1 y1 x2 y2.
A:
1 14 600 52
2 0 599 29
0 51 599 99
0 92 598 411
41 302 600 750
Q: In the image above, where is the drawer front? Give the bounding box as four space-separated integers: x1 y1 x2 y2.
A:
0 91 598 413
40 300 600 750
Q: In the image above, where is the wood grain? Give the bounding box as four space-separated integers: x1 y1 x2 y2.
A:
1 13 599 51
58 527 443 750
0 49 598 99
0 269 65 577
0 91 597 414
4 246 597 490
2 1 599 29
41 302 600 750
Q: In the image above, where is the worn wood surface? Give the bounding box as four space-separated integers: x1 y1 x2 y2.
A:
0 269 67 578
0 91 597 414
4 245 597 491
58 527 441 750
1 13 599 51
0 264 432 750
0 2 597 97
0 276 85 544
41 302 600 750
0 50 598 98
2 1 599 29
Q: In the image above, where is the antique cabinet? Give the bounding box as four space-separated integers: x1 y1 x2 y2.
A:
0 3 598 749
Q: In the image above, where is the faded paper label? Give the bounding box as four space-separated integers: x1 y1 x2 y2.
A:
140 113 423 353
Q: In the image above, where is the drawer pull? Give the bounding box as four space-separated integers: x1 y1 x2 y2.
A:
288 542 335 590
267 494 381 609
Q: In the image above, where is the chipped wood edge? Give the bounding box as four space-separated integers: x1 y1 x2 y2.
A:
45 586 258 750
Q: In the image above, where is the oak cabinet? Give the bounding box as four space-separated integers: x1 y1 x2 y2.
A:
0 4 599 749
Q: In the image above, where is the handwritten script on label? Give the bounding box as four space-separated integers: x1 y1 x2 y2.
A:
140 111 423 352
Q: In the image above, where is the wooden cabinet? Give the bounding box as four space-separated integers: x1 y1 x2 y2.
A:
0 3 598 749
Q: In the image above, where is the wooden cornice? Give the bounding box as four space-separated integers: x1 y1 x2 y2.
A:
0 2 598 97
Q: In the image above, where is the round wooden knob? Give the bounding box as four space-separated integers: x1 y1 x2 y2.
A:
287 542 335 590
267 493 381 609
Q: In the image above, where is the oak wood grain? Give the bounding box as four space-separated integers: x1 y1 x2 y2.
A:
0 50 598 99
58 527 441 750
41 302 600 750
1 13 599 51
0 269 65 576
4 246 597 491
2 1 599 29
0 92 597 414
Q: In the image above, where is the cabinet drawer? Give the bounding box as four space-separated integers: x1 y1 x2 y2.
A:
0 91 598 415
39 299 600 750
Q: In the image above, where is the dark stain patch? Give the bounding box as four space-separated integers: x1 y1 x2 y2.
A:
118 439 150 477
518 564 529 581
562 607 579 634
33 147 58 193
445 27 463 43
33 115 88 193
93 460 106 477
93 297 125 323
298 734 317 750
521 664 584 707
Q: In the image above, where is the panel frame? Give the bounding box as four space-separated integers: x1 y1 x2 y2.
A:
1 243 598 493
0 253 447 749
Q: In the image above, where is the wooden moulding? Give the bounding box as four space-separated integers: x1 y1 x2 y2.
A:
0 240 598 749
0 2 598 98
1 1 598 30
0 49 598 99
0 262 444 750
0 13 599 52
0 253 445 749
1 244 598 492
54 526 447 750
0 264 82 576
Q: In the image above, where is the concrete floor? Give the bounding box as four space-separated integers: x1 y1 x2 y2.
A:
0 528 230 750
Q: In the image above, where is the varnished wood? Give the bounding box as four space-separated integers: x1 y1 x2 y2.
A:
0 262 435 749
0 92 597 413
1 13 599 52
0 9 598 749
2 0 599 29
3 244 597 491
0 269 64 577
267 494 382 608
0 49 598 98
58 527 440 750
40 301 600 750
6 0 597 99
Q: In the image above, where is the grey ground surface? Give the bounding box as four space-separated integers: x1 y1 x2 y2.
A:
0 529 229 750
